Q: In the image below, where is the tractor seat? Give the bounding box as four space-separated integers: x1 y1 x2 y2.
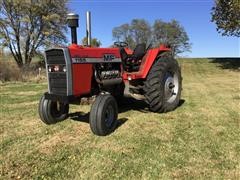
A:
120 43 146 72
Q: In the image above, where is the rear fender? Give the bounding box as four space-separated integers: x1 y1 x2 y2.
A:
123 45 170 80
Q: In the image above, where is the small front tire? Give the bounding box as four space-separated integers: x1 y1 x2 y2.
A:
89 94 118 136
38 95 69 124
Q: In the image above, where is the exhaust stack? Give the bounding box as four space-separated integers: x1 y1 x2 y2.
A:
67 13 79 44
86 11 92 46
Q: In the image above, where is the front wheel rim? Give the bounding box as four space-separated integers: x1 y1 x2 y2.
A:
50 101 67 118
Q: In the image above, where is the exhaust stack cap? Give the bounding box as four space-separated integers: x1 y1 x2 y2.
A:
67 13 79 44
67 13 79 28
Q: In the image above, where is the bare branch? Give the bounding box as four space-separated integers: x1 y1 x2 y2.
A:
0 0 68 67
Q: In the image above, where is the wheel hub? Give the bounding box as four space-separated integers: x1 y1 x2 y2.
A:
168 82 175 89
164 72 179 103
105 105 114 128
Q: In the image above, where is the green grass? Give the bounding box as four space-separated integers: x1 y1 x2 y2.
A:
0 59 239 179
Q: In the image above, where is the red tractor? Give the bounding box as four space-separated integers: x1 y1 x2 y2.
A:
39 12 182 136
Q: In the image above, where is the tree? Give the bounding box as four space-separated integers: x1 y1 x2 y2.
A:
153 19 191 56
112 23 135 49
130 19 151 47
112 19 151 49
211 0 240 37
81 37 102 47
0 0 68 68
112 19 191 56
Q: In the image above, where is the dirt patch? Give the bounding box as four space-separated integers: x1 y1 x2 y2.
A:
80 97 95 105
38 125 89 154
90 139 135 154
38 133 78 154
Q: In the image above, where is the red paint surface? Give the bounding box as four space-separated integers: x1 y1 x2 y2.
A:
68 44 170 96
71 64 93 96
69 44 121 58
122 45 170 80
68 44 122 96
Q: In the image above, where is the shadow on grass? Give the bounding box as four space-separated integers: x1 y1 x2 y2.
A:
68 112 128 131
69 112 89 123
118 97 149 113
69 97 185 117
118 97 185 113
178 99 185 107
209 57 240 71
68 97 148 132
68 97 185 130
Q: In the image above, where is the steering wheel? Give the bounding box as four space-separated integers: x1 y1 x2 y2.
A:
114 41 128 48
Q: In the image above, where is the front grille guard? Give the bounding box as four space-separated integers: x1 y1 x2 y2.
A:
45 48 73 96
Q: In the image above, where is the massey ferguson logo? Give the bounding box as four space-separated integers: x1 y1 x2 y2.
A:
103 54 115 61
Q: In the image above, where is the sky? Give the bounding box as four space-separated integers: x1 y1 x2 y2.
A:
68 0 239 57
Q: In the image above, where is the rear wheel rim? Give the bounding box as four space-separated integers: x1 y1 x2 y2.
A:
164 71 179 103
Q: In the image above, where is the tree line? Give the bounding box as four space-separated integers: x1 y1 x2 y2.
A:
0 0 239 68
112 19 191 56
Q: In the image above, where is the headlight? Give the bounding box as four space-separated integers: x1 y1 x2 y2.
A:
48 65 66 72
63 66 67 72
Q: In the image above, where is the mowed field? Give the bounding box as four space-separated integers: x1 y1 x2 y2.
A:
0 59 239 179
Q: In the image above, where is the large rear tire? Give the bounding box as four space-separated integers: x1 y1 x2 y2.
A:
89 94 118 136
38 95 69 124
143 53 182 113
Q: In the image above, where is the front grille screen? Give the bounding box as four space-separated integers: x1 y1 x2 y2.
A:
46 49 65 64
48 73 67 95
45 49 67 95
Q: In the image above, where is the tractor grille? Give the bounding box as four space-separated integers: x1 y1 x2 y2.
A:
46 49 65 64
45 49 67 95
48 73 67 95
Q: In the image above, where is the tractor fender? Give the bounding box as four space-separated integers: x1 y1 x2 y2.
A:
139 46 170 79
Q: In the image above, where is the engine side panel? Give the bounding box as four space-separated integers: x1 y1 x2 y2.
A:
68 44 122 96
71 64 93 96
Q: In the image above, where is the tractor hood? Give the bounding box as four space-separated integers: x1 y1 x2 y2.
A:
68 44 122 64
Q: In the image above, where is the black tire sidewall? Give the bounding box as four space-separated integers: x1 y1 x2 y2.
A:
100 96 118 133
38 95 48 124
90 94 118 136
38 95 69 124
